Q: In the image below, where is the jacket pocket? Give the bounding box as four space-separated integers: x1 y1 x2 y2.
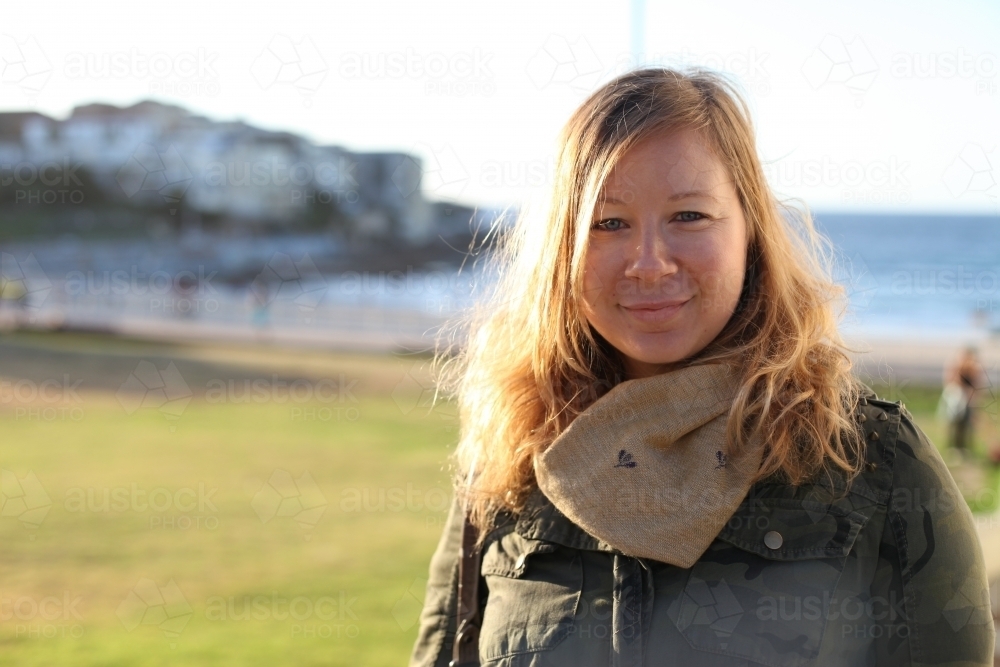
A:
478 529 583 665
667 498 872 667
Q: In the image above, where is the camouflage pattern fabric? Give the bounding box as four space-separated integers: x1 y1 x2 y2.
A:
409 390 995 666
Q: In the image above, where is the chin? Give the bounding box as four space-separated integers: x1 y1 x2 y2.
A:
627 334 692 362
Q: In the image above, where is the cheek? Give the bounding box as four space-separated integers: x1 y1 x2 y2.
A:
582 252 616 304
690 238 746 309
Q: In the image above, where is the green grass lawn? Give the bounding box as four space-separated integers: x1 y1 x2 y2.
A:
0 331 996 666
0 331 457 666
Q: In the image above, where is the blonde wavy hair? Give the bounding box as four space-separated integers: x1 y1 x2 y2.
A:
432 67 867 537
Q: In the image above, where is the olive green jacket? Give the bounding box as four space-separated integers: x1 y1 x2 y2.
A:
409 393 995 666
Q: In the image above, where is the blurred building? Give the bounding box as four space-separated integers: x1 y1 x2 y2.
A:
0 100 471 246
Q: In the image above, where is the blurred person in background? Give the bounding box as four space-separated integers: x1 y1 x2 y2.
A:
940 345 987 460
410 68 995 666
0 273 27 330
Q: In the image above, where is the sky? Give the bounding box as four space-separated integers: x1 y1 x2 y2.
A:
1 0 999 215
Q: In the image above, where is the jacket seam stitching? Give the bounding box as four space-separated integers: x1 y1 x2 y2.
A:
886 407 920 662
717 543 856 557
430 554 461 667
887 506 920 661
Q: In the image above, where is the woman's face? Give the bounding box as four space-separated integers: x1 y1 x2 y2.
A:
581 127 749 380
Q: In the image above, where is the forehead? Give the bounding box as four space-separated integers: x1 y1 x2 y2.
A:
601 127 730 197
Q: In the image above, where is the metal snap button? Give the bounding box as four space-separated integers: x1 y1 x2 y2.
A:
764 531 783 549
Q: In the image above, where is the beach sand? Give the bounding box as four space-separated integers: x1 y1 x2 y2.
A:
846 334 1000 386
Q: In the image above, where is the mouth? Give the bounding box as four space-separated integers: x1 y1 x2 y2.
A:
621 298 691 323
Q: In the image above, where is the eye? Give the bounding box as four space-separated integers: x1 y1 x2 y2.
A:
675 211 706 222
593 218 626 231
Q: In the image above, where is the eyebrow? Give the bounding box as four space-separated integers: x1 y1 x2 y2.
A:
600 190 721 205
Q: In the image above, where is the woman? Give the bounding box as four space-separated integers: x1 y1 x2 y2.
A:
410 68 994 666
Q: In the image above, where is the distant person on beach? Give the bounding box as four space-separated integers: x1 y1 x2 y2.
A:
0 276 27 329
940 345 987 458
248 284 271 328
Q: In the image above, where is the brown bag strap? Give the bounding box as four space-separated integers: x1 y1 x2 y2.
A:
450 511 482 667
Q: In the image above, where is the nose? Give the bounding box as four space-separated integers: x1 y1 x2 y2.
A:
623 224 678 283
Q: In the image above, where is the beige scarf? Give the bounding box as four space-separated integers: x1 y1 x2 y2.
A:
534 363 765 568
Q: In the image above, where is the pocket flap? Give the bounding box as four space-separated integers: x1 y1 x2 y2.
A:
716 498 871 560
480 530 559 577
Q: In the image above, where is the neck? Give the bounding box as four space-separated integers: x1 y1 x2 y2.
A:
622 357 687 381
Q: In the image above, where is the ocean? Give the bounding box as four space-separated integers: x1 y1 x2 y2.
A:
815 213 1000 340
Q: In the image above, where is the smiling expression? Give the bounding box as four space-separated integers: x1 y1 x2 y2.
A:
580 126 749 380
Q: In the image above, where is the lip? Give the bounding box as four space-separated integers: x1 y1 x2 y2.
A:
621 298 691 322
